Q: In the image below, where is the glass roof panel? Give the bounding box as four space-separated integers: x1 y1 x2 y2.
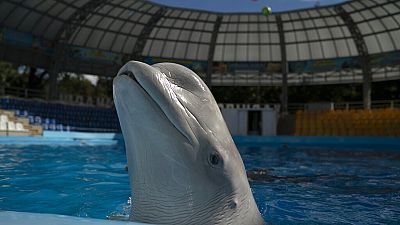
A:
186 43 199 59
248 45 259 61
1 0 399 66
364 35 381 54
197 44 209 60
124 36 137 54
260 45 272 61
174 42 187 58
86 30 103 48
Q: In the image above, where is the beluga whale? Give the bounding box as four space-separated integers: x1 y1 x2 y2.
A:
113 61 265 225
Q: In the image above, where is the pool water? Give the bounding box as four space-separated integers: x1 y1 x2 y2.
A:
0 143 399 224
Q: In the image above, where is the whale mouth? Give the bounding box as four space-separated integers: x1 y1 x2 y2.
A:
114 64 196 146
116 71 175 135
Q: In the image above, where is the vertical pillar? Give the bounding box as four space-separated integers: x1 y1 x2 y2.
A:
48 66 59 100
335 5 372 109
131 7 166 61
48 0 109 100
206 16 222 89
363 61 372 109
277 15 288 115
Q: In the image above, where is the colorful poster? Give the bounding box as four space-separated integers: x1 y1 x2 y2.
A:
70 47 123 64
370 51 400 67
211 62 281 74
0 28 54 54
3 28 33 47
289 56 361 74
0 28 3 42
144 57 207 74
226 62 265 74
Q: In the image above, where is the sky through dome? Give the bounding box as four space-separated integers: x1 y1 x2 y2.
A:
150 0 348 13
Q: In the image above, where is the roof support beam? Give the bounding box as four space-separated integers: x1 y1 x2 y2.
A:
55 0 109 43
206 15 222 89
277 15 288 115
131 7 166 61
335 5 372 110
48 0 108 100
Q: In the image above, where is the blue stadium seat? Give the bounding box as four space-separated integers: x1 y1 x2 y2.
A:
0 97 120 132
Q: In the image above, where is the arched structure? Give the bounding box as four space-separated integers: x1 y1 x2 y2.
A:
1 0 400 109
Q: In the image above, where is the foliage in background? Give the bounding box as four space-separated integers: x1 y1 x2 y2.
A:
212 81 399 103
372 80 400 100
0 61 399 103
57 73 113 98
0 61 113 98
57 73 96 97
58 73 112 98
0 61 28 88
95 77 113 98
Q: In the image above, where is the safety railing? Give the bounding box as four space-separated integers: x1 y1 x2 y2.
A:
220 100 400 113
0 86 45 99
69 126 119 133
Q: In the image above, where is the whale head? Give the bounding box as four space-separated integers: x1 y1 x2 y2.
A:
113 61 264 225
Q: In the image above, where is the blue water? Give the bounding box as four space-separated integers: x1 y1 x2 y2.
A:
0 143 399 224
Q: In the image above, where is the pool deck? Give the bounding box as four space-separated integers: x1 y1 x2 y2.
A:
0 211 149 225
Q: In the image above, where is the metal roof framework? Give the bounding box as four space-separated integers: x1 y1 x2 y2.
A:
1 0 400 104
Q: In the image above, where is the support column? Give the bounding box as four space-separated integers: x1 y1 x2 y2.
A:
277 15 288 115
48 44 63 100
131 7 166 61
335 5 372 109
206 16 222 89
48 0 109 100
48 66 59 100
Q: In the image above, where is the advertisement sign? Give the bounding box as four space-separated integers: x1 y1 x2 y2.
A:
70 47 123 64
289 57 361 74
144 57 208 74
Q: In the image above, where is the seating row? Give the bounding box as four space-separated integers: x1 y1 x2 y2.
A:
0 97 120 132
295 108 400 136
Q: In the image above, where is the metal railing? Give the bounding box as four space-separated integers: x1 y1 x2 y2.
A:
219 100 400 113
69 126 119 133
289 100 400 112
0 86 45 99
334 100 400 110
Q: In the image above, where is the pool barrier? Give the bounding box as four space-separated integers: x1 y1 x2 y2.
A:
233 135 400 151
0 131 123 146
0 211 150 225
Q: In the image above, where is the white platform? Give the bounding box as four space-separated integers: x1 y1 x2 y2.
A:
0 211 150 225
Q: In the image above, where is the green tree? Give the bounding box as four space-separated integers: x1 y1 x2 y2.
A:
57 73 95 97
95 77 113 98
0 61 28 88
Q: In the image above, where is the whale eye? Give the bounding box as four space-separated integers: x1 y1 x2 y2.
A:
209 152 222 167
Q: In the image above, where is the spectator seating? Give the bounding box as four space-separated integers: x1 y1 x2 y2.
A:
294 108 400 136
0 97 120 133
0 109 37 136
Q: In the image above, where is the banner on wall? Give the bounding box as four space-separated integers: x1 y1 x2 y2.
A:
0 27 54 54
370 51 400 67
69 47 123 65
288 57 361 74
227 62 265 74
212 62 282 75
2 28 33 47
144 57 208 74
0 28 3 43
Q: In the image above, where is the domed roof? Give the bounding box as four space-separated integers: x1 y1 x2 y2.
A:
1 0 399 85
